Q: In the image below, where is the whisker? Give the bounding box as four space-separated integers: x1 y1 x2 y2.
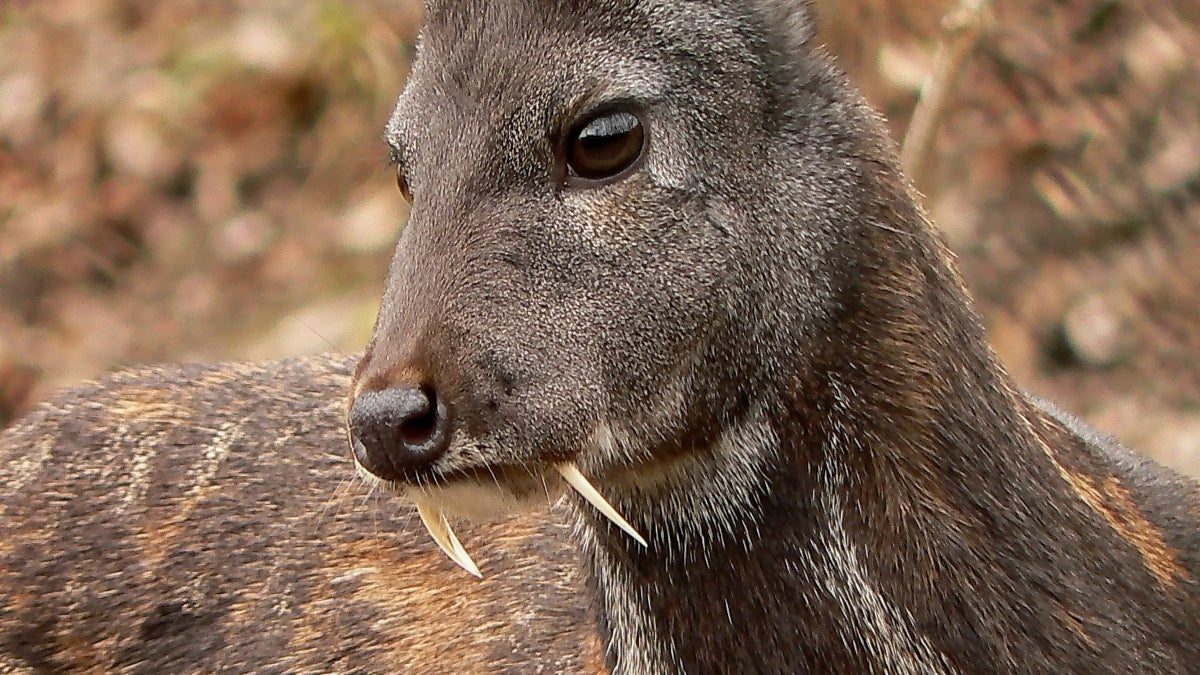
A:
317 475 354 529
295 316 350 359
484 461 502 493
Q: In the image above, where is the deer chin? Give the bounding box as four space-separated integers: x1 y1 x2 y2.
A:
354 456 648 578
353 457 556 519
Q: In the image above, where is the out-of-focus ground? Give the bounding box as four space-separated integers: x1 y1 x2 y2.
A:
1 1 1197 475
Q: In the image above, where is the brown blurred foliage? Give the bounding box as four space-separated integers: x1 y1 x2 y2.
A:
1 1 1197 474
0 0 422 415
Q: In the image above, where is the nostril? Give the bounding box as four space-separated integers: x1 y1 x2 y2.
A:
349 384 453 482
398 386 439 447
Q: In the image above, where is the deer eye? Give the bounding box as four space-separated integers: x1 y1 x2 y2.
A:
564 109 646 185
396 166 413 202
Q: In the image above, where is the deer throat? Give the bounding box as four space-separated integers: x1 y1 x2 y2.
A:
575 398 960 675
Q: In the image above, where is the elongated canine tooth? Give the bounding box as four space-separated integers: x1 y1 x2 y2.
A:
556 462 648 548
416 501 483 578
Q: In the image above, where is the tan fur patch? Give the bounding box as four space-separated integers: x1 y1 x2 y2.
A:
54 636 107 674
356 364 428 400
1041 441 1187 586
197 362 259 386
106 389 192 423
1094 475 1188 586
0 436 54 501
0 552 37 622
1055 607 1097 647
138 517 186 570
581 629 609 675
311 537 498 671
286 516 595 673
0 652 36 674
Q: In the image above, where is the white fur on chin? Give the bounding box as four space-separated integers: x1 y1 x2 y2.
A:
353 457 557 521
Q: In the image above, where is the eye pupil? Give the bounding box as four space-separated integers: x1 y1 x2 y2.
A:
566 110 645 183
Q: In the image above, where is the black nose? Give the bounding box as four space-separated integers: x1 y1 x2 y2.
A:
349 385 451 481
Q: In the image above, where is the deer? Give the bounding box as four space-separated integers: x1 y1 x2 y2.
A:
3 1 1198 673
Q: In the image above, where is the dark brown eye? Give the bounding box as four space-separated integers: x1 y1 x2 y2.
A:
396 166 413 202
565 110 646 184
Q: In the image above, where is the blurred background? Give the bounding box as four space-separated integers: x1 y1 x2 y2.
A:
0 1 1197 475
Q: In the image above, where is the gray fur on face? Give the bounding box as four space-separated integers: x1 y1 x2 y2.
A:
361 0 910 517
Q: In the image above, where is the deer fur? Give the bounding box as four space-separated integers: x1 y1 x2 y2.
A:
0 356 606 673
3 1 1199 673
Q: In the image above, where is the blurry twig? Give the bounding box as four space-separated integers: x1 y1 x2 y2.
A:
901 0 992 186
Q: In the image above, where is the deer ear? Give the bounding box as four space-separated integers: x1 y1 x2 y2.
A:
758 0 818 49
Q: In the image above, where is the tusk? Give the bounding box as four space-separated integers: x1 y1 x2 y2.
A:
441 513 483 579
556 462 648 548
416 501 483 578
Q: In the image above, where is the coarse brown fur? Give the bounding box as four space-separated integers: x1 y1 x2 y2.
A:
0 356 604 674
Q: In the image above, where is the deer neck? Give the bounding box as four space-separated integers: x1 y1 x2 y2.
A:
577 247 1060 674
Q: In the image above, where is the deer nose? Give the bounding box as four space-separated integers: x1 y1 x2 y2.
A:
349 385 452 481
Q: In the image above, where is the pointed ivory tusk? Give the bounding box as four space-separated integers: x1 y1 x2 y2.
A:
416 501 483 578
441 512 483 579
556 462 648 548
